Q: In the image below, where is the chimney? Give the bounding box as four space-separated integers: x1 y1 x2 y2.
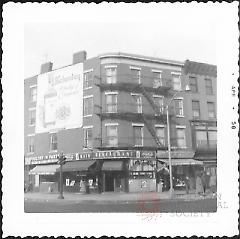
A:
72 51 87 64
40 62 53 74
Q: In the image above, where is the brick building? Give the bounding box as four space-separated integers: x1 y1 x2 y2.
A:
24 51 217 193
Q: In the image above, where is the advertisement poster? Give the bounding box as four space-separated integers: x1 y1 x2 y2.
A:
35 63 83 133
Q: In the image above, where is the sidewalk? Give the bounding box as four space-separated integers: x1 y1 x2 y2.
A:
24 190 216 204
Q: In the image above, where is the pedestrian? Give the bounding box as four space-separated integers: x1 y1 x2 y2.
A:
201 171 207 196
209 173 217 196
184 175 190 194
195 172 203 195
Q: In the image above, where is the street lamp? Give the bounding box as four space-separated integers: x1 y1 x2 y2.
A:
166 85 190 198
57 151 66 199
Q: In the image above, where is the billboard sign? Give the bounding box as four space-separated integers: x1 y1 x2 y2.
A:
35 63 83 133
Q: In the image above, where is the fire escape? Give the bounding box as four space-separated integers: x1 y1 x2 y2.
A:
94 74 173 150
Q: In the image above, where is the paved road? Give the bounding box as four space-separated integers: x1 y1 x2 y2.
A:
25 198 217 213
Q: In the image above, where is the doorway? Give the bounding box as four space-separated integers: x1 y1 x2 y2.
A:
104 173 114 192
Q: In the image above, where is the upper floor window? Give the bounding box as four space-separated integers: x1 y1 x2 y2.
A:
172 73 181 91
29 108 36 126
192 100 201 118
205 78 213 95
105 66 117 84
130 67 141 84
174 98 184 117
28 135 35 153
83 96 93 116
83 127 93 149
176 128 186 148
105 93 118 113
49 133 57 151
132 94 142 113
30 86 37 102
153 95 164 114
155 126 165 146
189 76 198 93
152 71 162 88
106 124 118 147
207 102 216 119
196 129 217 148
133 125 144 146
83 70 93 89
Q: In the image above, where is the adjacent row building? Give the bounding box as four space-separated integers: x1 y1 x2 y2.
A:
24 51 217 193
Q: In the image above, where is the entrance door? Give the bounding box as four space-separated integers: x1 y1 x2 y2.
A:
105 173 114 192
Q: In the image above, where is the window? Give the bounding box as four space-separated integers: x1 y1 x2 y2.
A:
50 133 57 151
130 68 141 84
196 131 208 147
30 86 37 102
132 94 142 113
153 71 162 88
205 78 213 95
207 102 216 119
172 74 181 91
105 93 117 113
106 67 117 84
133 125 143 146
189 76 198 93
155 126 165 146
174 99 184 116
192 100 201 118
29 109 36 126
83 127 93 148
106 125 118 147
83 96 93 116
176 128 186 148
28 136 35 153
153 96 164 114
83 71 93 89
208 131 217 147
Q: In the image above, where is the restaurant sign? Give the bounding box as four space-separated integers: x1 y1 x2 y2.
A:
25 150 156 165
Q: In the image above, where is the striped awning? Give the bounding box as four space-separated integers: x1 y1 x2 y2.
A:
29 165 60 175
158 159 203 166
102 161 123 171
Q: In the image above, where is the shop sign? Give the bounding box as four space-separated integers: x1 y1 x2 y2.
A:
136 150 156 159
93 150 135 159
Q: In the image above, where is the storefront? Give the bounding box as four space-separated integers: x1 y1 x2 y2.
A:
101 160 128 192
29 164 60 193
58 160 99 193
157 150 203 191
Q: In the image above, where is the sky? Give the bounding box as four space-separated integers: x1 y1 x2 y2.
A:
24 3 218 78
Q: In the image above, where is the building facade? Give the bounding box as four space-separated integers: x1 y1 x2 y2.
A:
24 51 217 194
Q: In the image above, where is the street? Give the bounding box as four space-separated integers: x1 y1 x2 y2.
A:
24 198 217 213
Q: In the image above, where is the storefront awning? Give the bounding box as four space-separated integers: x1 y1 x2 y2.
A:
102 161 123 171
59 160 96 172
158 159 203 166
29 165 60 175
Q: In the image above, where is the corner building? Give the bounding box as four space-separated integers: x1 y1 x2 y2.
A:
24 51 217 193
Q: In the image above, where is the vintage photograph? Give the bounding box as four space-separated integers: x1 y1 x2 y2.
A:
2 2 239 237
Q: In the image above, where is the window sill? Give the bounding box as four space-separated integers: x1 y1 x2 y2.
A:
83 115 93 117
176 115 184 118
